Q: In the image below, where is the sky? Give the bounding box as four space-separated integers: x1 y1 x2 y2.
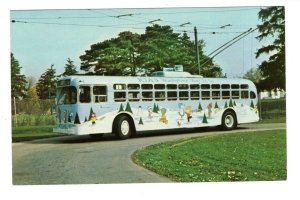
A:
10 7 267 80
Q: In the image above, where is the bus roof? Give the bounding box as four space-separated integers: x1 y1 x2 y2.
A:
59 75 256 88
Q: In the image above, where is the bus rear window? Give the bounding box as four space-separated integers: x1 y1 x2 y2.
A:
250 91 256 99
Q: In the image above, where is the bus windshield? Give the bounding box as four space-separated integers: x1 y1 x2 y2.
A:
57 86 77 105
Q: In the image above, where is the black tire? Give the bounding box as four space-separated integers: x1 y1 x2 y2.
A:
89 133 104 139
114 115 133 140
221 110 237 130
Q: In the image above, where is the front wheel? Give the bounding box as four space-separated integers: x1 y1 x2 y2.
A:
114 115 133 140
222 110 237 130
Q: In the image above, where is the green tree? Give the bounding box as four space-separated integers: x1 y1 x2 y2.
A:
138 25 201 75
62 58 77 76
11 53 27 99
243 68 262 82
80 24 222 77
36 65 57 99
256 6 285 90
24 86 41 114
80 31 140 76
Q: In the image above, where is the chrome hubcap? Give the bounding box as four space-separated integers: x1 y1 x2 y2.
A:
120 120 130 135
225 115 234 127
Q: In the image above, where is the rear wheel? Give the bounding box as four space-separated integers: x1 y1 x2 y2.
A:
222 110 237 130
114 115 133 140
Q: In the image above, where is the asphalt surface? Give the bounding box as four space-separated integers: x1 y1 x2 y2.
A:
12 123 286 185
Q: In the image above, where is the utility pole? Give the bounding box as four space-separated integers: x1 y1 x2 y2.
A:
194 26 200 75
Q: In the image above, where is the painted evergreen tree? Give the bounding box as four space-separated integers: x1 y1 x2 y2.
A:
250 100 255 109
125 102 133 113
152 103 156 113
156 103 160 112
233 101 237 106
68 112 72 123
139 117 144 125
118 104 124 112
202 113 208 123
214 102 219 109
84 117 88 122
224 101 228 108
153 103 159 113
58 107 61 123
229 99 234 107
89 107 94 120
198 102 203 112
74 112 81 124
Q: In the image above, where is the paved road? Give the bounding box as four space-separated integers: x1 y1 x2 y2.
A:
12 123 286 185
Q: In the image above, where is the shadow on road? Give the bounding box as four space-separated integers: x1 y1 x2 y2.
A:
29 126 249 144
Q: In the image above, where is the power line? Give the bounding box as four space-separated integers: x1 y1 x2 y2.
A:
11 16 111 20
11 19 256 35
11 20 148 29
133 7 261 15
200 27 258 66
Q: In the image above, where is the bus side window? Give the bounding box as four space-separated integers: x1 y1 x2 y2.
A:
79 86 91 103
128 84 140 90
201 91 210 100
141 84 153 90
221 84 230 89
93 85 107 103
114 84 126 90
128 91 140 102
231 91 240 99
114 92 126 102
167 91 177 101
241 91 249 99
179 91 189 100
142 91 153 101
222 91 230 99
241 84 249 89
212 91 220 100
190 91 200 100
155 91 165 101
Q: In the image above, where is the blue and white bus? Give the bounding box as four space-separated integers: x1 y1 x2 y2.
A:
53 70 259 139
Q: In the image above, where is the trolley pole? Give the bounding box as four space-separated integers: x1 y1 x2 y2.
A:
194 26 201 75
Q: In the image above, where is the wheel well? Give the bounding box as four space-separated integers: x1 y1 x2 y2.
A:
222 108 238 124
112 113 136 134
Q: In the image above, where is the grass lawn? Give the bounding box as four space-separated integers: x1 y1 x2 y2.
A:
132 129 287 182
12 126 64 142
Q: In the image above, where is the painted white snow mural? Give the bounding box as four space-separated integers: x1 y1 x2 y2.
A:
54 99 259 135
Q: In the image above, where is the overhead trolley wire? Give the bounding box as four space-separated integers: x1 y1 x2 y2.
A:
200 27 258 66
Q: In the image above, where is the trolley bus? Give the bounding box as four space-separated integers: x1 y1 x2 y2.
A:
53 70 259 139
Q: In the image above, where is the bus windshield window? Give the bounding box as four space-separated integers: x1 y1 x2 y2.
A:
57 86 77 105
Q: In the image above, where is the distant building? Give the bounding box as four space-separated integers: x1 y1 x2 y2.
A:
260 89 286 99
